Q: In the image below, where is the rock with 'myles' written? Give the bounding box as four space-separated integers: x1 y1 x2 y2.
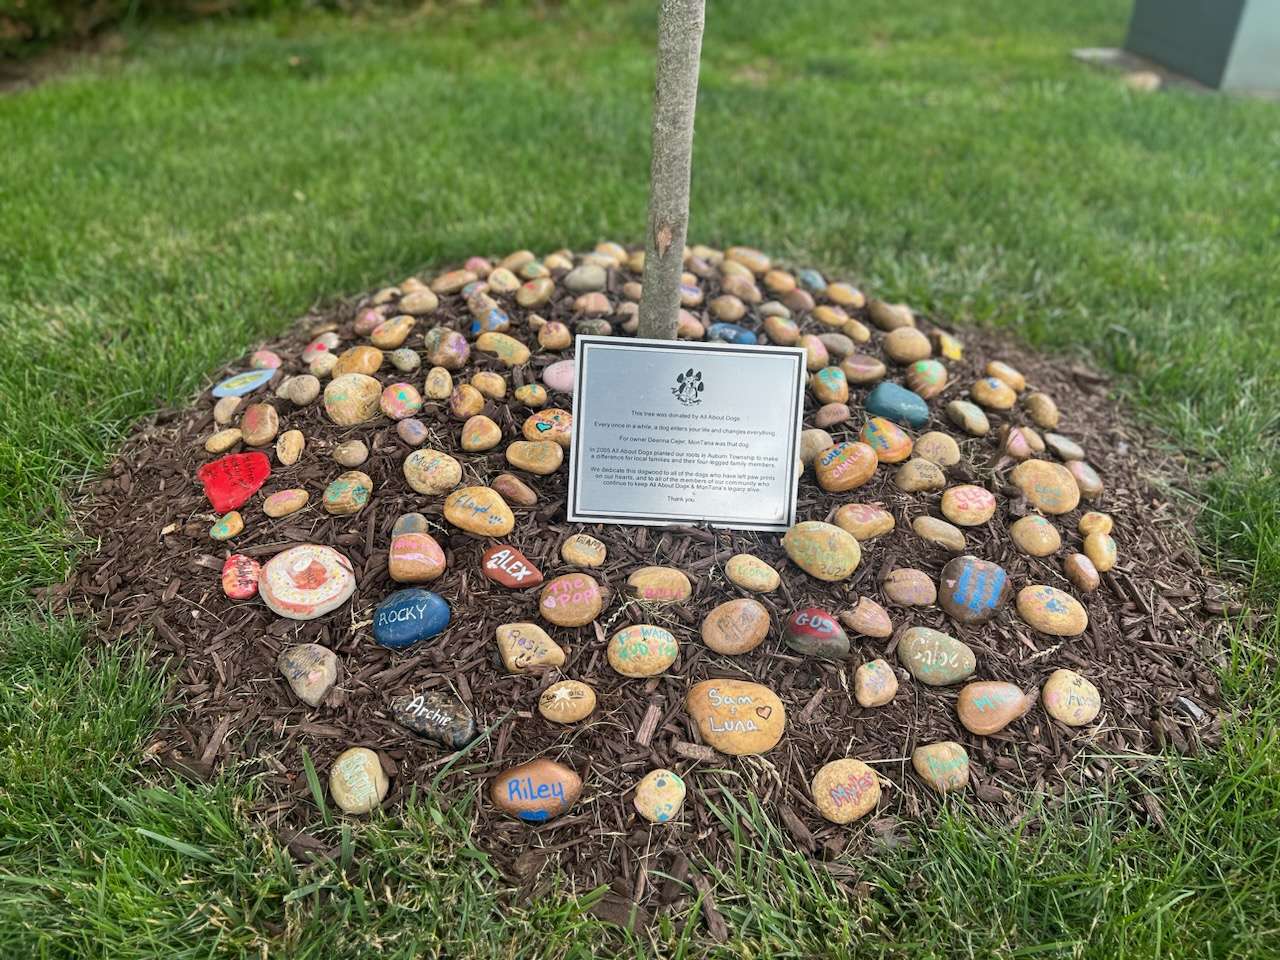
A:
686 679 785 756
329 747 389 815
1042 669 1101 726
444 486 514 537
324 374 382 426
390 691 475 748
782 521 861 581
784 606 849 659
957 681 1034 735
811 758 880 823
221 553 260 600
882 568 936 607
912 742 969 794
481 544 543 588
627 566 692 602
938 555 1010 625
491 758 581 823
539 573 604 626
372 589 450 650
608 623 679 677
260 544 356 620
834 503 895 541
634 769 686 824
701 598 771 655
865 381 929 428
854 659 898 707
841 596 893 638
323 471 372 516
538 680 596 724
896 627 976 685
1017 584 1088 636
725 554 780 593
277 643 338 707
1011 460 1080 514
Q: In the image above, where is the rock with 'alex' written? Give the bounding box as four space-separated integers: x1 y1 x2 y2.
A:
481 544 543 588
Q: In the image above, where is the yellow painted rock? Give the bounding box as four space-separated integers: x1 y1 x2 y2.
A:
985 360 1026 392
782 521 861 581
505 439 564 475
539 573 604 626
724 554 780 593
608 623 679 677
443 486 514 537
686 679 785 756
1016 584 1088 636
476 332 531 367
834 503 895 540
956 681 1033 735
1011 460 1080 514
1042 668 1101 726
1084 532 1117 572
811 758 880 823
461 415 502 452
1010 515 1062 556
324 374 382 426
883 327 931 364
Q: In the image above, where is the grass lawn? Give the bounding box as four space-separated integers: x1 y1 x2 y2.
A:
2 0 1279 955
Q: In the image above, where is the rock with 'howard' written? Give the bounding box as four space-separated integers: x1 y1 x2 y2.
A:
1042 669 1101 726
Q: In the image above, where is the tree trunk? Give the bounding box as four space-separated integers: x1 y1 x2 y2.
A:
637 0 705 340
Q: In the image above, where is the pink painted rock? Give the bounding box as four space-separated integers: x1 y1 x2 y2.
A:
220 553 261 600
542 360 576 393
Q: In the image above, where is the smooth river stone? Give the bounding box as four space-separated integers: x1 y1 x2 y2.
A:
476 332 531 367
284 374 321 405
985 360 1025 392
1083 532 1117 572
238 403 278 447
782 521 861 581
204 428 241 454
212 395 242 425
1011 460 1081 514
882 568 936 607
212 368 275 398
799 334 829 371
277 643 338 707
263 488 308 518
539 573 604 626
495 622 565 673
329 747 389 815
938 556 1011 625
861 417 913 463
210 511 242 541
1068 461 1104 499
946 399 989 436
505 440 564 475
489 473 536 507
371 315 415 349
905 359 948 399
1023 392 1060 430
514 383 548 408
198 452 271 513
448 384 484 420
444 486 514 537
810 366 848 404
542 360 575 394
561 533 606 567
763 315 800 345
221 553 260 600
260 544 356 620
333 440 368 468
841 596 893 638
389 531 446 583
398 288 439 315
1010 515 1061 556
813 441 877 492
883 327 932 364
402 449 462 496
865 381 930 428
842 353 886 384
323 471 372 516
850 659 898 710
1042 669 1101 726
539 321 572 350
634 769 686 824
461 415 502 452
912 742 970 794
372 589 450 650
799 429 834 465
784 606 849 659
423 328 470 370
834 503 895 540
481 544 543 588
627 566 693 602
895 458 946 493
818 332 856 359
701 598 771 655
957 681 1034 735
378 382 423 421
725 554 780 593
517 277 554 308
913 431 961 467
333 345 383 378
1063 553 1100 593
423 366 453 400
324 374 382 426
896 627 976 685
686 679 785 756
523 408 573 448
1045 432 1085 461
390 691 474 748
608 624 679 677
708 321 756 344
913 516 966 553
999 426 1036 461
1078 511 1113 536
538 680 597 724
814 403 851 429
940 485 996 526
811 758 880 824
970 376 1016 410
491 759 582 823
1016 584 1088 636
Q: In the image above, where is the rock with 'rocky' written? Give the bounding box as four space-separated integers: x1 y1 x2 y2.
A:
854 659 898 707
329 748 389 815
390 691 475 748
912 742 969 794
277 643 338 707
896 627 976 686
957 681 1034 735
686 679 785 756
1042 669 1101 726
538 680 596 724
481 544 543 588
1016 584 1088 636
782 521 861 581
811 758 880 823
444 486 514 537
701 598 771 655
938 556 1010 625
784 607 848 659
608 624 679 677
634 769 686 824
372 589 450 650
490 758 581 823
539 573 604 626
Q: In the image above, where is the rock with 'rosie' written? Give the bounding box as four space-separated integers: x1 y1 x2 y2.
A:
491 758 582 823
686 679 785 756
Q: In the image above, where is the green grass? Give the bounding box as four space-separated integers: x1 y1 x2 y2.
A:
1 0 1278 955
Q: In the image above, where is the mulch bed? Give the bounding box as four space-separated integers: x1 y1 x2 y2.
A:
54 248 1238 923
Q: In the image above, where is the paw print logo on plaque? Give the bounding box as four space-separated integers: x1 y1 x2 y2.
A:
671 368 704 406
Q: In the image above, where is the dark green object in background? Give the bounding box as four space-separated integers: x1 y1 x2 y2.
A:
1126 0 1280 90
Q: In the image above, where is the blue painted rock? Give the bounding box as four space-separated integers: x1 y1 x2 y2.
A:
865 382 929 428
706 322 757 345
212 368 275 398
372 588 450 650
490 758 582 822
797 268 827 293
389 691 475 748
937 556 1011 625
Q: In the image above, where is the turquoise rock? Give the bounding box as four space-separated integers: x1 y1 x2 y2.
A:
797 269 827 293
865 381 929 428
707 322 757 345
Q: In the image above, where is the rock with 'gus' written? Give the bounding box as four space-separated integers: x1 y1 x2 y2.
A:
686 679 785 756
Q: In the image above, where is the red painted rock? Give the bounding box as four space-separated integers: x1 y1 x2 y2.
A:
220 553 261 600
481 544 544 589
784 606 849 659
197 452 270 513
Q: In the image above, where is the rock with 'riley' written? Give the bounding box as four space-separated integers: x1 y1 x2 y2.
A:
491 759 582 823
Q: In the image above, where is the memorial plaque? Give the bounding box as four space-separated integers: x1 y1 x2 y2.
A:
567 336 805 531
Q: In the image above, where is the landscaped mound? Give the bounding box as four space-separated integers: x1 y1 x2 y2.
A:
63 243 1229 909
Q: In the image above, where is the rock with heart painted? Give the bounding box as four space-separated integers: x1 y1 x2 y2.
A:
538 573 604 626
687 679 785 755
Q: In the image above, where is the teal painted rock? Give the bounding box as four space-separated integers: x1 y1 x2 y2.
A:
865 382 929 428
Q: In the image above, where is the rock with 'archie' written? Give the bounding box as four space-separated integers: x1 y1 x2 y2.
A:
811 758 880 823
390 691 475 748
686 679 785 755
491 759 582 823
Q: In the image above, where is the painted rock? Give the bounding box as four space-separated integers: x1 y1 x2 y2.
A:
475 332 531 366
263 488 308 518
817 332 856 360
490 759 581 823
1042 669 1101 726
946 399 989 436
608 624 679 677
204 428 241 454
538 321 572 351
423 328 470 370
209 510 242 541
388 526 446 582
827 281 866 308
423 366 453 400
798 268 827 293
686 679 785 756
444 486 514 537
813 305 848 329
561 534 606 567
813 441 877 492
840 597 893 638
212 368 274 398
940 485 996 526
811 758 880 823
784 606 849 659
198 452 270 513
842 354 886 384
1011 460 1081 514
539 573 604 626
505 440 564 475
396 418 428 446
517 277 555 308
861 417 913 463
470 371 507 402
401 449 461 497
323 471 372 516
782 521 861 581
1010 515 1061 556
277 643 338 707
999 425 1036 460
912 742 969 794
283 374 321 405
538 680 596 724
399 288 439 315
895 458 947 493
372 589 450 650
725 245 770 274
883 327 932 364
634 769 685 824
220 553 260 600
378 383 422 421
799 334 829 371
459 415 501 452
1083 532 1117 572
310 352 338 377
897 627 976 685
985 360 1025 392
1024 392 1060 429
970 376 1016 410
865 382 929 428
1045 433 1085 462
329 748 388 815
815 402 852 429
523 408 573 448
905 359 948 399
514 383 548 408
487 474 534 508
957 681 1034 735
1016 585 1088 636
371 315 415 349
1078 511 1113 536
938 556 1011 625
250 349 279 369
1068 461 1104 499
810 366 849 404
333 345 383 377
1063 553 1100 592
324 374 382 426
260 545 356 620
542 360 575 394
868 299 914 330
390 691 475 748
913 516 966 553
212 395 241 425
448 384 484 420
882 568 936 607
913 431 961 467
701 599 771 655
496 622 566 672
934 330 964 361
432 268 477 293
482 544 543 588
725 553 780 593
834 503 895 541
707 322 756 344
854 659 898 707
565 263 607 292
627 566 693 602
764 315 800 345
333 440 368 468
799 429 835 465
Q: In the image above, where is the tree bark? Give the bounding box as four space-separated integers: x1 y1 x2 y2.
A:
637 0 705 340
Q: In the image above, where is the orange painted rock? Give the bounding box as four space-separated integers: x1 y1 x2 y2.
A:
811 758 880 823
461 415 502 452
813 442 877 492
912 742 969 794
782 521 861 581
940 485 996 526
626 566 692 603
834 503 895 540
686 679 785 755
481 544 543 589
608 624 679 677
1042 669 1101 726
523 408 573 448
1083 532 1117 572
241 403 279 446
1011 460 1080 514
957 681 1034 735
840 596 893 638
388 530 446 584
539 573 604 626
861 417 913 463
854 659 898 707
701 598 771 655
971 376 1017 410
1016 584 1087 636
490 758 581 823
443 486 514 537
